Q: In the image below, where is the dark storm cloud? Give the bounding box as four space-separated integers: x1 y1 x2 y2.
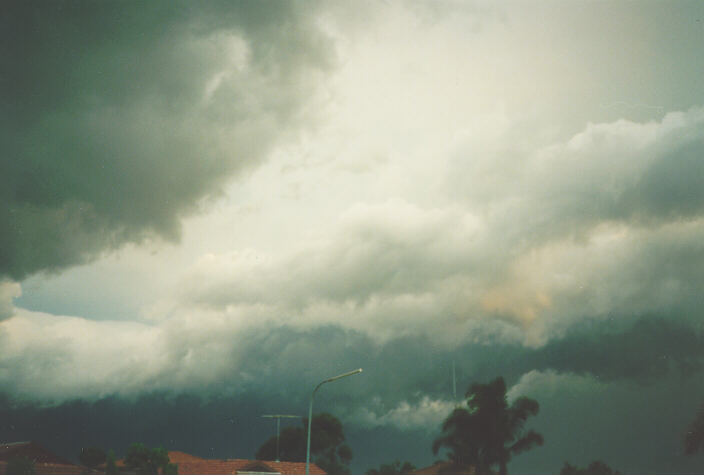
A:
626 136 704 222
0 392 275 463
530 316 704 382
0 390 439 473
0 0 333 280
164 316 704 415
3 316 704 473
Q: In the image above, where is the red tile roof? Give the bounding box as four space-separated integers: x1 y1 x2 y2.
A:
173 458 326 475
411 461 492 475
166 451 206 464
0 441 74 465
114 452 326 475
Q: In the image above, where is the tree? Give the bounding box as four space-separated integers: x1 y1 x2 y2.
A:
560 460 623 475
79 447 107 468
163 463 179 475
124 443 174 475
432 377 543 475
255 412 352 475
684 402 704 455
366 459 416 475
105 450 119 475
5 456 35 475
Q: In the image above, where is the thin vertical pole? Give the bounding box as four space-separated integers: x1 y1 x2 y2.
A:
276 417 281 462
452 360 457 403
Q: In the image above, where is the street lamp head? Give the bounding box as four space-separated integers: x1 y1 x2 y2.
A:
323 368 363 384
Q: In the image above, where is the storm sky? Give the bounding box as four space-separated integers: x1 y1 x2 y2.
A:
2 1 704 473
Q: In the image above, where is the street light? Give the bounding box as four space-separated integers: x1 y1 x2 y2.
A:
305 368 363 475
262 414 301 462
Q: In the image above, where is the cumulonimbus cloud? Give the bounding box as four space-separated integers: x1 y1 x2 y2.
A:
0 0 334 281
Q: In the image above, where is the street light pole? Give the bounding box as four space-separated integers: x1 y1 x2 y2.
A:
305 368 363 475
261 414 301 462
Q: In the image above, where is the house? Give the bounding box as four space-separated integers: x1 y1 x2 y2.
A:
117 451 327 475
0 441 97 475
0 442 325 475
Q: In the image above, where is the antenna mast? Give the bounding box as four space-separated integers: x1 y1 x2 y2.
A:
261 414 301 462
452 360 460 407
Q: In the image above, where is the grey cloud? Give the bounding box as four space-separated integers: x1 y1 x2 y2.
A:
506 369 704 475
0 0 334 280
529 317 704 383
4 312 703 410
438 109 704 336
532 218 704 334
502 110 704 247
626 136 704 222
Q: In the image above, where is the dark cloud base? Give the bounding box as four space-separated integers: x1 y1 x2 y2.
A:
530 315 704 382
2 316 704 473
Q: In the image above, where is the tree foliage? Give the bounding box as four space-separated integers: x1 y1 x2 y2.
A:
560 460 623 475
79 446 107 468
366 459 416 475
432 377 543 475
684 402 704 455
5 456 35 475
124 443 175 475
105 450 119 475
255 412 352 475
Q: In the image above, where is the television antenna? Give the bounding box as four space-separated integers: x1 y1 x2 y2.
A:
261 414 302 462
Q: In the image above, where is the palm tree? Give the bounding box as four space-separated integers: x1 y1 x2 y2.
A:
684 402 704 455
433 377 543 475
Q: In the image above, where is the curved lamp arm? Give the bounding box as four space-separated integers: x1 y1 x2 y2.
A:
305 369 363 475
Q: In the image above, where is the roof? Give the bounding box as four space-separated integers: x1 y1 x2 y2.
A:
411 461 490 475
166 451 206 463
114 452 326 475
173 458 326 475
0 441 74 465
0 461 100 475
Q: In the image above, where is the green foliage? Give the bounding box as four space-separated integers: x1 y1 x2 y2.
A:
163 463 179 475
124 443 171 475
255 412 352 475
432 377 543 475
684 402 704 455
105 450 119 475
366 459 416 475
560 460 623 475
5 456 35 475
79 446 107 468
256 426 307 462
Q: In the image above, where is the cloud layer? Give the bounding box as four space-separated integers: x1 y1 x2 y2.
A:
3 2 704 474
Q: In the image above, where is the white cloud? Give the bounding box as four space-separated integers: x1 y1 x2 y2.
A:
0 309 165 401
507 370 607 403
0 281 20 321
354 396 456 432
